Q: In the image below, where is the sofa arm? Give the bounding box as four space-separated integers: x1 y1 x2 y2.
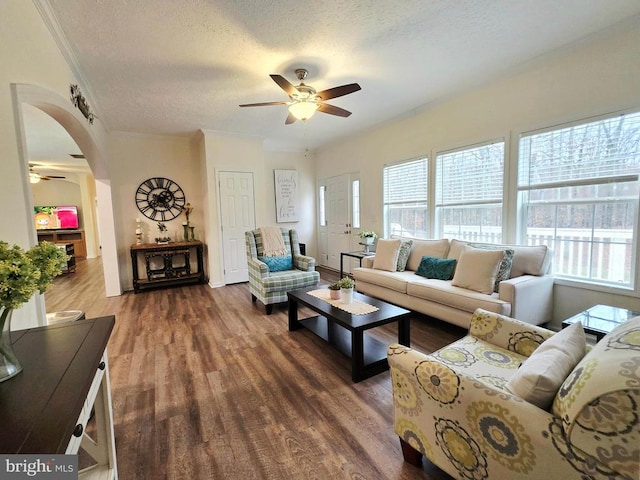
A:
362 256 375 268
247 257 269 278
387 344 580 479
293 254 316 271
468 308 555 356
499 274 554 325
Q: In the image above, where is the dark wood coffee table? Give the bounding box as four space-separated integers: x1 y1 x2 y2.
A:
287 287 411 382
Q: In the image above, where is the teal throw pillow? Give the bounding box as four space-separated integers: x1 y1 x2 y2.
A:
415 256 457 280
258 255 293 272
396 240 413 272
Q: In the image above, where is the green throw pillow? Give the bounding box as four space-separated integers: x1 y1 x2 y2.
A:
415 256 457 280
258 255 293 272
396 240 413 272
469 244 514 292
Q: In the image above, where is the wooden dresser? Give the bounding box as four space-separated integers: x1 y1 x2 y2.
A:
0 316 118 479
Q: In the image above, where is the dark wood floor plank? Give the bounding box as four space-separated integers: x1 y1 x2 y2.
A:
44 258 462 479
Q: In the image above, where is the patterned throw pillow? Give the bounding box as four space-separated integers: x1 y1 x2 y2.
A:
396 240 413 271
415 256 457 280
258 255 293 272
470 244 515 292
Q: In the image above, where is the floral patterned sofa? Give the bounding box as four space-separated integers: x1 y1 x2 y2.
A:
387 308 639 480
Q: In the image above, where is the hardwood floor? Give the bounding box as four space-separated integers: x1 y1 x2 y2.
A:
46 259 463 480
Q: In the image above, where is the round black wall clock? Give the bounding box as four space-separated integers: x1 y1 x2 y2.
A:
135 177 186 221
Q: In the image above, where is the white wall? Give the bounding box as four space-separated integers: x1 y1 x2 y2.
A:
315 20 640 327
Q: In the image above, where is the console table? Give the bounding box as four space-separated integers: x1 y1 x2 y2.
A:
130 241 206 293
0 316 118 479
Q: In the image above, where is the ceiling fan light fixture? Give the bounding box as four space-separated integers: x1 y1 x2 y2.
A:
288 101 319 121
29 172 41 184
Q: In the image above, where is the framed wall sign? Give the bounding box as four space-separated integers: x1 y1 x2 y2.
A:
274 169 299 223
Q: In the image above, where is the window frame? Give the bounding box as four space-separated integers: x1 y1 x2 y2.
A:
382 157 429 239
434 138 507 244
516 109 640 294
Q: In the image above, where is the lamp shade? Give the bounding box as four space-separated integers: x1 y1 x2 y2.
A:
288 101 319 121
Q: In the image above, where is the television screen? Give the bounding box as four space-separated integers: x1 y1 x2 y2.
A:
34 206 79 230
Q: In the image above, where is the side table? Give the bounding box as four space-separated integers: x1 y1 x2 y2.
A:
340 251 374 278
562 304 640 342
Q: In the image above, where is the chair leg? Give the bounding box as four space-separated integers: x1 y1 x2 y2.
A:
265 304 273 315
399 437 422 467
251 294 256 303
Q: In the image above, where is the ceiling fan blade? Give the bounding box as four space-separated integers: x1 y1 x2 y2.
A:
270 74 298 97
239 101 288 107
285 112 297 125
315 83 361 101
317 103 352 117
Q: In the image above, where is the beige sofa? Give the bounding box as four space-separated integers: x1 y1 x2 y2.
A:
388 309 640 480
353 238 553 328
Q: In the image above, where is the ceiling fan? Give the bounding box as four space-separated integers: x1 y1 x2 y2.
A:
239 69 361 124
29 164 66 183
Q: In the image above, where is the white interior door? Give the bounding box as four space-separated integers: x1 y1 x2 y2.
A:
219 171 255 284
327 174 351 270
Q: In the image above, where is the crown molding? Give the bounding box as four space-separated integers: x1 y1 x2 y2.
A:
32 0 109 131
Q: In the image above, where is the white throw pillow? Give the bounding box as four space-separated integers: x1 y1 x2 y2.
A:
504 322 586 410
451 246 504 294
373 239 402 272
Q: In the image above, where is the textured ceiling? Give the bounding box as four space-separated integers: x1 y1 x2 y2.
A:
25 0 640 165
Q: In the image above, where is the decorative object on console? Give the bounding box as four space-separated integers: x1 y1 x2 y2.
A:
358 230 377 253
135 217 143 244
69 84 96 124
0 241 67 382
135 177 186 221
155 222 171 244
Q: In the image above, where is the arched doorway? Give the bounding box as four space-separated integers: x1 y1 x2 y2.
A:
12 84 122 313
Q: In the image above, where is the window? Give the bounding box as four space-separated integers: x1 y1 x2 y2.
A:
352 179 360 229
435 141 505 243
518 111 640 288
318 185 327 227
383 158 428 238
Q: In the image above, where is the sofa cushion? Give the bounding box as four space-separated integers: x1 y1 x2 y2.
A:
504 321 586 409
407 279 509 314
415 256 456 280
353 268 411 293
404 238 450 271
452 246 505 295
396 239 413 272
373 239 402 271
449 239 551 278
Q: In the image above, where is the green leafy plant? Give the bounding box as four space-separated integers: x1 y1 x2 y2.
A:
328 282 341 291
358 230 377 239
338 276 356 289
0 241 68 310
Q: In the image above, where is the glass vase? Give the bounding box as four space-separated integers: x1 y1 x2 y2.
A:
0 308 23 382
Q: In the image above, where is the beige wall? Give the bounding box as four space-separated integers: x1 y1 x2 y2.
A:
315 21 640 327
109 132 204 290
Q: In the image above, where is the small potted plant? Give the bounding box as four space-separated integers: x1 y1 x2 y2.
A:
338 276 356 304
358 230 377 245
328 282 341 300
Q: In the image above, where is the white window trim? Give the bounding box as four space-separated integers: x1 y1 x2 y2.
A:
515 108 640 295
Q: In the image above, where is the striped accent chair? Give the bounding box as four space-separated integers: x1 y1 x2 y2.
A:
245 228 320 314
